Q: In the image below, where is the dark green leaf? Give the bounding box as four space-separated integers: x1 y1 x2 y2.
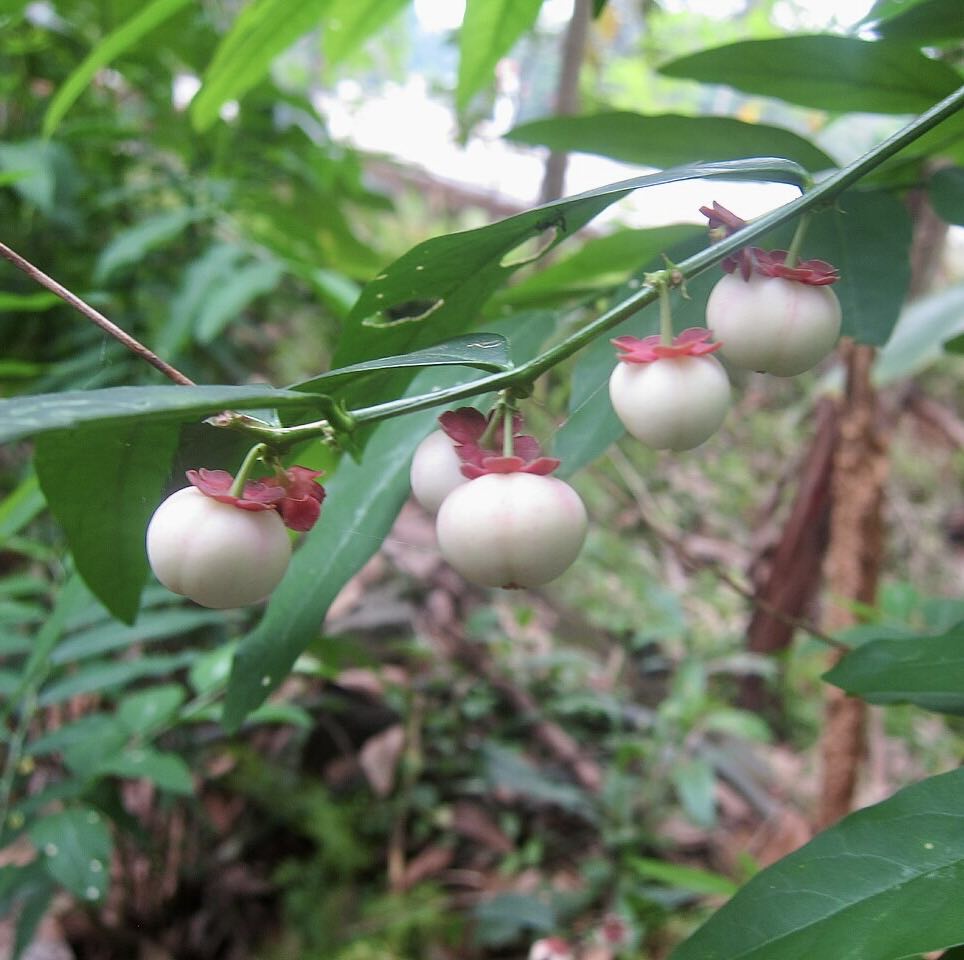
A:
117 684 186 735
671 767 964 960
191 0 333 131
28 714 127 763
945 332 964 354
96 747 194 794
457 0 543 109
0 471 44 546
291 333 513 394
824 622 964 714
323 0 410 63
223 369 461 729
930 166 964 225
870 0 964 45
29 806 112 902
38 652 195 706
874 281 964 383
804 190 913 346
0 863 55 960
0 384 325 445
473 892 557 948
35 422 180 623
95 208 203 282
337 159 808 386
507 113 836 172
660 36 961 114
43 0 193 135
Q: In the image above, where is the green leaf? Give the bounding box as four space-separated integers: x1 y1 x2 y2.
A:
498 225 700 306
628 857 739 897
223 371 452 729
323 0 410 63
507 113 836 172
930 166 964 225
38 652 195 707
0 470 44 546
457 0 543 109
117 684 187 735
670 767 964 960
869 0 964 45
337 159 808 386
191 0 333 132
0 384 325 445
43 0 193 136
96 747 194 794
188 641 236 695
0 140 73 216
824 623 964 714
473 892 556 949
672 757 717 828
29 806 112 903
35 422 180 623
196 259 284 343
28 714 127 764
94 208 203 282
291 333 513 394
874 280 964 383
803 189 913 347
659 36 961 114
0 291 60 313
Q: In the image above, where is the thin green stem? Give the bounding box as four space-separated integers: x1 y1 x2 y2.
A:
784 213 811 269
230 443 267 497
502 404 514 457
658 280 674 346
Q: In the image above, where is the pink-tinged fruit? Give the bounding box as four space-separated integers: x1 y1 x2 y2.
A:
436 472 587 589
146 487 291 609
610 328 731 451
410 429 469 514
438 407 560 478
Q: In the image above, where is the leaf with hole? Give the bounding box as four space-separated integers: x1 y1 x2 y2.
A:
660 36 961 114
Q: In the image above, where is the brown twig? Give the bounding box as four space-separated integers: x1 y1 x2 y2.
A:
606 446 846 651
0 240 195 386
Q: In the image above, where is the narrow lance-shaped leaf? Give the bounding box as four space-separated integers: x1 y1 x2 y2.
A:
868 0 964 45
43 0 193 136
824 622 964 715
323 0 410 63
457 0 543 109
0 384 327 446
660 36 961 114
507 113 837 172
191 0 333 131
671 766 964 960
291 333 513 394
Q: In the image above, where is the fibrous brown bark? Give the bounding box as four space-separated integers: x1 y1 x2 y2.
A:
816 341 888 829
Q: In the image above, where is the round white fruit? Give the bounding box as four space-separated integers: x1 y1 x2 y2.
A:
409 429 468 513
608 354 731 451
705 273 842 377
146 487 291 609
435 473 587 589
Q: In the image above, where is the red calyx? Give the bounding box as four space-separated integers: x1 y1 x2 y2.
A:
438 407 560 478
612 327 723 364
700 201 839 286
187 465 326 532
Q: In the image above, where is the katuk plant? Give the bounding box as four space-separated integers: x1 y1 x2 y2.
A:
702 202 842 377
430 405 588 589
146 449 325 609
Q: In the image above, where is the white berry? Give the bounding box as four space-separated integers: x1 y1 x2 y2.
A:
410 430 468 513
146 487 291 608
435 473 587 589
705 273 842 377
609 354 731 451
